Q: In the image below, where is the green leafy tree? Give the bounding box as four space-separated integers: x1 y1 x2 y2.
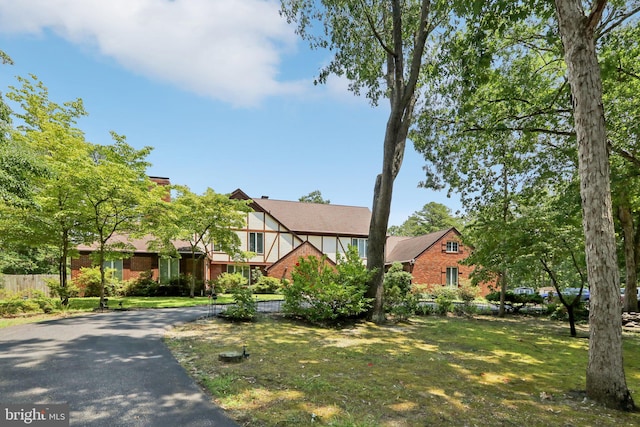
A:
5 75 94 303
281 0 454 322
149 186 251 297
0 57 48 208
413 0 635 409
81 135 158 308
388 202 462 236
601 23 640 313
299 190 330 204
554 0 634 410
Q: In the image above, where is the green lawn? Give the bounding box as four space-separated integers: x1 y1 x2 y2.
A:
166 314 640 427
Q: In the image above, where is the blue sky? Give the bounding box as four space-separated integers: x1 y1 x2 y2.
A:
0 0 462 226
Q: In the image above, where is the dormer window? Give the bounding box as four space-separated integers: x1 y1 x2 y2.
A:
446 241 459 253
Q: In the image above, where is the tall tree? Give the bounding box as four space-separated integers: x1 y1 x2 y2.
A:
82 134 158 308
148 186 251 298
388 202 462 236
281 0 451 322
6 75 93 303
0 57 47 208
154 186 251 298
601 23 640 313
554 0 634 410
412 0 637 408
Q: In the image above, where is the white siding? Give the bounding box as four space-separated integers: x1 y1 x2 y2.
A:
281 233 295 254
248 212 265 230
338 237 352 255
211 252 230 262
322 236 338 262
307 235 322 251
265 215 279 232
264 231 280 263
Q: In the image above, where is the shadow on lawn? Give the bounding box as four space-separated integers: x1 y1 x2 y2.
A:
168 314 640 427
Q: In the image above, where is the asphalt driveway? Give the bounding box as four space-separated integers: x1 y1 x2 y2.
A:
0 306 239 426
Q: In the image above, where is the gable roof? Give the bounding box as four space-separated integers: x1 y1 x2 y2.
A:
265 241 336 278
385 228 459 264
231 189 371 236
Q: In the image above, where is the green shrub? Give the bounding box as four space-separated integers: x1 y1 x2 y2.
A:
0 292 62 316
282 246 373 324
121 270 159 296
73 267 121 297
215 272 248 294
486 291 544 313
416 303 435 316
549 302 589 322
221 286 258 321
432 286 457 315
457 282 480 315
384 262 417 321
251 276 282 294
47 279 80 300
32 297 62 313
153 274 191 296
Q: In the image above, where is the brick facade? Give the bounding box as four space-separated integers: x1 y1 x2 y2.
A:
408 231 471 285
125 254 158 281
71 252 159 282
266 241 336 281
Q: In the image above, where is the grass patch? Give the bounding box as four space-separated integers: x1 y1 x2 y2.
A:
165 315 640 427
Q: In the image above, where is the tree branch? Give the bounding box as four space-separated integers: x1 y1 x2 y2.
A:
609 141 640 167
464 125 574 137
587 0 608 34
358 0 395 57
598 5 640 39
400 0 432 110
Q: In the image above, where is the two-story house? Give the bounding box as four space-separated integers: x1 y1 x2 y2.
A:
72 187 489 295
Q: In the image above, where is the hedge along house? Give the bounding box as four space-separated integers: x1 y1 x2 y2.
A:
385 227 492 295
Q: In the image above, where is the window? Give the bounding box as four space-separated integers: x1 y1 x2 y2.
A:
212 241 223 252
227 265 251 282
159 258 180 284
446 241 459 253
351 238 367 258
249 232 264 254
103 259 123 281
446 267 459 287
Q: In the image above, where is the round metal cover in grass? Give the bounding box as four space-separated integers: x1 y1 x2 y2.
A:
218 351 244 363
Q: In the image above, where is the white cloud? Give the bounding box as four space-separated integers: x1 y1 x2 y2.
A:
0 0 306 107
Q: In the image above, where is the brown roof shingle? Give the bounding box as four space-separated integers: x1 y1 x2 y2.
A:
252 198 371 236
385 228 454 264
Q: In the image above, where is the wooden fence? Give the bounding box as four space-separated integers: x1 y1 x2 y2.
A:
0 274 62 297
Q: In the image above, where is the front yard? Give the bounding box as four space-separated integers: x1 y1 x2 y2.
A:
166 314 640 427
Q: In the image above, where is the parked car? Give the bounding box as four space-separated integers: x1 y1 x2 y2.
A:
513 287 535 295
539 287 589 301
562 287 590 301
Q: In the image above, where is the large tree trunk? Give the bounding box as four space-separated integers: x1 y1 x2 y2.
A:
554 0 634 410
366 118 406 323
619 204 639 312
59 228 69 306
365 0 427 323
498 271 507 318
